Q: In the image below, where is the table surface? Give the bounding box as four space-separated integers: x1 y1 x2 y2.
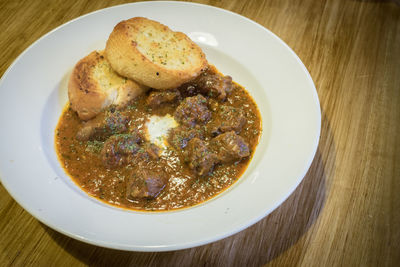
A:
1 0 399 266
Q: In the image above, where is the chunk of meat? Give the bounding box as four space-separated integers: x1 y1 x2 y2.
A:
168 125 205 150
174 95 211 127
144 143 161 160
183 138 218 176
101 134 141 168
178 84 197 97
135 143 161 161
179 70 233 101
196 72 233 100
126 169 167 199
76 109 128 141
146 89 180 107
208 105 246 136
210 131 250 163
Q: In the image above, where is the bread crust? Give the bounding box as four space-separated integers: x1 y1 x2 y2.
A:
68 50 147 120
105 17 208 90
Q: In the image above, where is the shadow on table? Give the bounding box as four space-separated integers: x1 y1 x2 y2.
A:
44 111 335 266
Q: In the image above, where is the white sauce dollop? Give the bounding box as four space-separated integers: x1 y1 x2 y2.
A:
145 114 178 149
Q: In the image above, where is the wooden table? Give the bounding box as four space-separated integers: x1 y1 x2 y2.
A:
1 0 399 266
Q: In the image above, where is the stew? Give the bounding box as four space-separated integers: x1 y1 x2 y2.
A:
55 66 262 211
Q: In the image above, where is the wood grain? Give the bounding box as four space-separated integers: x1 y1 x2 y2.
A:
0 0 399 266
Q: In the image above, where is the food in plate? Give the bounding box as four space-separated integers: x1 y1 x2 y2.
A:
68 50 148 120
105 17 207 90
56 17 261 211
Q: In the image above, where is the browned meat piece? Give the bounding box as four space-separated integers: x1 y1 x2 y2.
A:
183 138 218 176
209 105 246 136
210 131 250 163
196 72 232 100
135 143 161 161
179 84 197 97
146 89 181 107
126 169 167 199
144 143 160 160
101 134 141 168
174 95 211 127
76 109 128 141
179 71 233 101
168 125 205 150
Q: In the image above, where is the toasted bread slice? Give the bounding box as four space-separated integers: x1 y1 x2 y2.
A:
68 50 148 120
105 17 208 90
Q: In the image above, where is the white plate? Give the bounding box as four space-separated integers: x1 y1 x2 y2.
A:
0 2 320 251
